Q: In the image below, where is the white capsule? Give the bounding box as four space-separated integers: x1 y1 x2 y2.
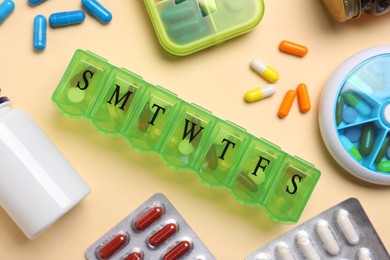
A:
356 247 373 260
335 209 360 245
275 243 296 260
250 59 279 83
295 231 320 260
244 84 276 103
254 253 271 260
315 220 340 256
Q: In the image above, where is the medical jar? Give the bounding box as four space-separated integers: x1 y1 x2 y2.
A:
322 0 390 22
0 95 90 239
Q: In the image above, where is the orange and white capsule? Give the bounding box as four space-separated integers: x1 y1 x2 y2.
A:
279 40 308 57
250 59 279 83
278 89 296 118
244 84 276 103
296 83 311 112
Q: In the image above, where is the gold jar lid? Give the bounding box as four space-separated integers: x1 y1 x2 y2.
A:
322 0 361 22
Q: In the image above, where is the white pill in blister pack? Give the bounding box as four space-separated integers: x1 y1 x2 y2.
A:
246 198 390 260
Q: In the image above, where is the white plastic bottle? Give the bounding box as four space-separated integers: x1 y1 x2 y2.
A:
0 95 90 239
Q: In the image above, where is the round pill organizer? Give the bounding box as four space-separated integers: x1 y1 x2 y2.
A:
319 45 390 185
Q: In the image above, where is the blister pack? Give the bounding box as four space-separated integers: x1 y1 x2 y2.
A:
246 198 389 259
85 193 215 260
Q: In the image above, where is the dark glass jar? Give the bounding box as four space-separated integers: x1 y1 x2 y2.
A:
322 0 390 22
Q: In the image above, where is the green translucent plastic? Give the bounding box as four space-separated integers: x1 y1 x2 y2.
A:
143 0 264 56
52 50 321 223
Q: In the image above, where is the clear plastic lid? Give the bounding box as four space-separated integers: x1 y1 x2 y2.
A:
319 46 390 185
143 0 264 56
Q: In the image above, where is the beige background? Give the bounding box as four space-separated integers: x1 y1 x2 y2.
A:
0 0 389 259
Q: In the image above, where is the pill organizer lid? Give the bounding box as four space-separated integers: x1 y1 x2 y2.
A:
319 45 390 185
143 0 264 56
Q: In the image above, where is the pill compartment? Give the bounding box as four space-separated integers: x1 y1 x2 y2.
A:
319 46 390 185
143 0 264 56
159 102 216 169
263 156 321 223
52 50 112 117
89 68 147 134
246 198 390 259
123 84 181 152
229 138 285 205
85 193 215 260
52 49 321 223
195 120 251 187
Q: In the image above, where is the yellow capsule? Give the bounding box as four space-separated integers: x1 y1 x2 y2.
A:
250 59 279 83
244 84 276 103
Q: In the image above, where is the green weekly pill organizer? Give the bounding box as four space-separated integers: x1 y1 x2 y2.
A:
52 50 320 224
143 0 264 56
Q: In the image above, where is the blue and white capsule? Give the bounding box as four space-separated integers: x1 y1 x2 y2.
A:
49 10 85 27
0 0 15 23
33 15 47 51
82 0 112 24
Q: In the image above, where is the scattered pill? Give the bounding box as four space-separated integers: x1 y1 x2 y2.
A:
49 10 86 27
275 243 295 260
375 136 390 163
278 90 296 118
295 231 321 260
340 135 362 161
342 106 358 124
33 15 46 51
343 91 371 116
82 0 112 24
279 40 308 57
377 160 390 172
336 95 344 125
345 127 362 143
335 209 360 245
163 240 192 260
97 233 128 259
250 59 279 83
359 123 375 156
122 251 143 260
28 0 46 6
296 83 311 112
315 220 340 256
0 0 14 23
244 84 276 103
133 206 164 231
149 223 178 247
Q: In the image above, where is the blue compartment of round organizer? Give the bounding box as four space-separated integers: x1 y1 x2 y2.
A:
319 46 390 185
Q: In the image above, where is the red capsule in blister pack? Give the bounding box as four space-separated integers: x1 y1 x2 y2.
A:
85 193 215 260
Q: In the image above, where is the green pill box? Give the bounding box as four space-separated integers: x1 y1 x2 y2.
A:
52 50 320 223
143 0 264 56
